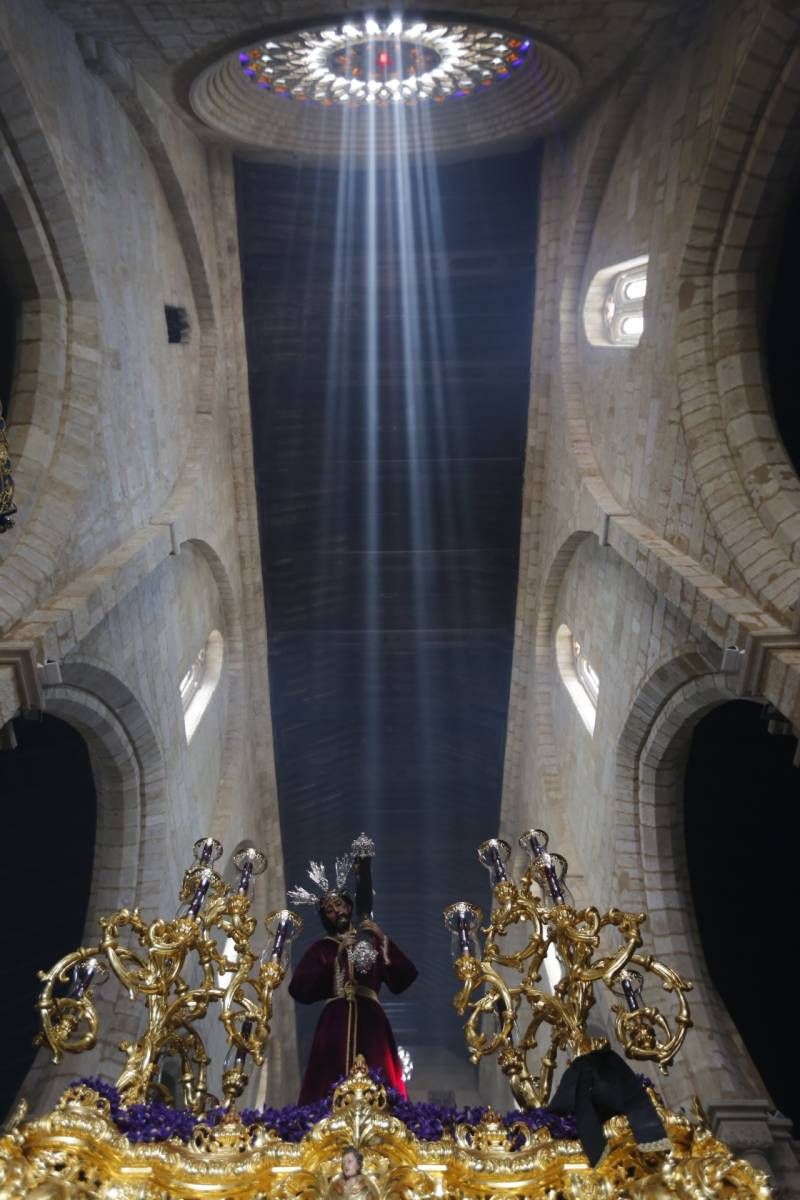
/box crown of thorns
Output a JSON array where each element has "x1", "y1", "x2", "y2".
[{"x1": 287, "y1": 834, "x2": 375, "y2": 908}]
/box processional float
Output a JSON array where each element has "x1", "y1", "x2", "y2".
[{"x1": 0, "y1": 830, "x2": 770, "y2": 1199}]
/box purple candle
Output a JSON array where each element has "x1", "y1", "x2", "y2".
[
  {"x1": 271, "y1": 914, "x2": 290, "y2": 961},
  {"x1": 488, "y1": 843, "x2": 508, "y2": 883},
  {"x1": 238, "y1": 859, "x2": 253, "y2": 895},
  {"x1": 189, "y1": 870, "x2": 212, "y2": 918},
  {"x1": 236, "y1": 1019, "x2": 253, "y2": 1068},
  {"x1": 543, "y1": 862, "x2": 564, "y2": 903},
  {"x1": 621, "y1": 976, "x2": 640, "y2": 1011}
]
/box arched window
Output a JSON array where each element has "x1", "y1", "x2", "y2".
[
  {"x1": 583, "y1": 255, "x2": 648, "y2": 348},
  {"x1": 555, "y1": 624, "x2": 598, "y2": 734},
  {"x1": 180, "y1": 629, "x2": 224, "y2": 743}
]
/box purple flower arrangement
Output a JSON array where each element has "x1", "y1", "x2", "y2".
[{"x1": 72, "y1": 1071, "x2": 577, "y2": 1146}]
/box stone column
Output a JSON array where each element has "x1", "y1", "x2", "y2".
[
  {"x1": 708, "y1": 1100, "x2": 800, "y2": 1198},
  {"x1": 0, "y1": 641, "x2": 41, "y2": 727}
]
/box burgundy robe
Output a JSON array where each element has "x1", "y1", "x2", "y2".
[{"x1": 289, "y1": 933, "x2": 417, "y2": 1104}]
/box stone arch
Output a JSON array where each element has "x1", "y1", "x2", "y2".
[
  {"x1": 0, "y1": 42, "x2": 100, "y2": 628},
  {"x1": 675, "y1": 10, "x2": 800, "y2": 616},
  {"x1": 615, "y1": 660, "x2": 768, "y2": 1109},
  {"x1": 18, "y1": 661, "x2": 167, "y2": 1114}
]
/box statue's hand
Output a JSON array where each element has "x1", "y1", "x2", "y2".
[
  {"x1": 359, "y1": 919, "x2": 385, "y2": 940},
  {"x1": 337, "y1": 930, "x2": 357, "y2": 957}
]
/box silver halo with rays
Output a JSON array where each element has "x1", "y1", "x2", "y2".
[{"x1": 238, "y1": 16, "x2": 532, "y2": 107}]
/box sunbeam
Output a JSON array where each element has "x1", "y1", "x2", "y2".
[{"x1": 237, "y1": 17, "x2": 540, "y2": 1074}]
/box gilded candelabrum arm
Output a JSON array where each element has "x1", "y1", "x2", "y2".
[
  {"x1": 220, "y1": 968, "x2": 273, "y2": 1066},
  {"x1": 36, "y1": 946, "x2": 105, "y2": 1061},
  {"x1": 115, "y1": 973, "x2": 223, "y2": 1106},
  {"x1": 35, "y1": 837, "x2": 301, "y2": 1116},
  {"x1": 451, "y1": 950, "x2": 483, "y2": 1016},
  {"x1": 455, "y1": 960, "x2": 520, "y2": 1065},
  {"x1": 155, "y1": 1030, "x2": 210, "y2": 1110},
  {"x1": 593, "y1": 909, "x2": 646, "y2": 986},
  {"x1": 99, "y1": 910, "x2": 180, "y2": 998},
  {"x1": 448, "y1": 831, "x2": 696, "y2": 1118},
  {"x1": 482, "y1": 884, "x2": 548, "y2": 972},
  {"x1": 611, "y1": 951, "x2": 693, "y2": 1070}
]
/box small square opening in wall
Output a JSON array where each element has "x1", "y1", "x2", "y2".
[{"x1": 164, "y1": 305, "x2": 190, "y2": 345}]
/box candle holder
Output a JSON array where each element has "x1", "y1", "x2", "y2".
[
  {"x1": 233, "y1": 846, "x2": 268, "y2": 896},
  {"x1": 518, "y1": 828, "x2": 574, "y2": 908},
  {"x1": 477, "y1": 838, "x2": 511, "y2": 886},
  {"x1": 36, "y1": 837, "x2": 302, "y2": 1114},
  {"x1": 444, "y1": 901, "x2": 483, "y2": 960},
  {"x1": 444, "y1": 830, "x2": 692, "y2": 1110}
]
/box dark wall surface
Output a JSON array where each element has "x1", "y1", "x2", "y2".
[
  {"x1": 0, "y1": 715, "x2": 97, "y2": 1119},
  {"x1": 684, "y1": 700, "x2": 798, "y2": 1133},
  {"x1": 237, "y1": 145, "x2": 539, "y2": 1074}
]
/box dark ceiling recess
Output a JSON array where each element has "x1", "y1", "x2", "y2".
[
  {"x1": 236, "y1": 146, "x2": 539, "y2": 1071},
  {"x1": 0, "y1": 715, "x2": 97, "y2": 1120},
  {"x1": 765, "y1": 176, "x2": 800, "y2": 477},
  {"x1": 684, "y1": 700, "x2": 798, "y2": 1133},
  {"x1": 0, "y1": 277, "x2": 15, "y2": 420},
  {"x1": 0, "y1": 193, "x2": 30, "y2": 423}
]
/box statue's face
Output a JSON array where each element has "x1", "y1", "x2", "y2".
[
  {"x1": 342, "y1": 1152, "x2": 360, "y2": 1179},
  {"x1": 321, "y1": 894, "x2": 351, "y2": 931}
]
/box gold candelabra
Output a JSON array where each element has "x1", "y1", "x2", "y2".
[
  {"x1": 36, "y1": 836, "x2": 302, "y2": 1113},
  {"x1": 444, "y1": 830, "x2": 692, "y2": 1109}
]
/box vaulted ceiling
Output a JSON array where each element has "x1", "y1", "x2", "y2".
[{"x1": 48, "y1": 1, "x2": 693, "y2": 161}]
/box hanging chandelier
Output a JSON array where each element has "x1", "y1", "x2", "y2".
[{"x1": 238, "y1": 16, "x2": 532, "y2": 106}]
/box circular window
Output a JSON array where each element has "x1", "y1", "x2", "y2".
[{"x1": 238, "y1": 18, "x2": 532, "y2": 106}]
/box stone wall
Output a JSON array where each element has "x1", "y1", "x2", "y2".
[
  {"x1": 0, "y1": 0, "x2": 296, "y2": 1110},
  {"x1": 501, "y1": 0, "x2": 800, "y2": 1188}
]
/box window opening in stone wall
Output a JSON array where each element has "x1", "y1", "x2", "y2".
[
  {"x1": 583, "y1": 255, "x2": 648, "y2": 348},
  {"x1": 164, "y1": 305, "x2": 190, "y2": 345},
  {"x1": 181, "y1": 629, "x2": 224, "y2": 742},
  {"x1": 573, "y1": 638, "x2": 599, "y2": 706},
  {"x1": 555, "y1": 624, "x2": 597, "y2": 734}
]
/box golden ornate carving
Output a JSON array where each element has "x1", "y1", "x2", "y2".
[
  {"x1": 0, "y1": 1061, "x2": 770, "y2": 1200},
  {"x1": 446, "y1": 832, "x2": 693, "y2": 1109},
  {"x1": 34, "y1": 838, "x2": 302, "y2": 1114},
  {"x1": 13, "y1": 833, "x2": 770, "y2": 1199}
]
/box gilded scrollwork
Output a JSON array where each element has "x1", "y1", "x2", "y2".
[
  {"x1": 0, "y1": 1060, "x2": 771, "y2": 1200},
  {"x1": 445, "y1": 832, "x2": 693, "y2": 1111},
  {"x1": 34, "y1": 838, "x2": 303, "y2": 1115}
]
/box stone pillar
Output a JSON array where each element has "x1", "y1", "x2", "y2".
[
  {"x1": 0, "y1": 641, "x2": 42, "y2": 727},
  {"x1": 767, "y1": 1112, "x2": 800, "y2": 1200},
  {"x1": 708, "y1": 1100, "x2": 800, "y2": 1198}
]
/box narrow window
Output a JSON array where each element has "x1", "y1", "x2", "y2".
[
  {"x1": 555, "y1": 624, "x2": 598, "y2": 734},
  {"x1": 180, "y1": 630, "x2": 224, "y2": 742}
]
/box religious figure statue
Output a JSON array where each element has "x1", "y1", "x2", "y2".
[
  {"x1": 326, "y1": 1146, "x2": 379, "y2": 1199},
  {"x1": 287, "y1": 842, "x2": 418, "y2": 1104}
]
